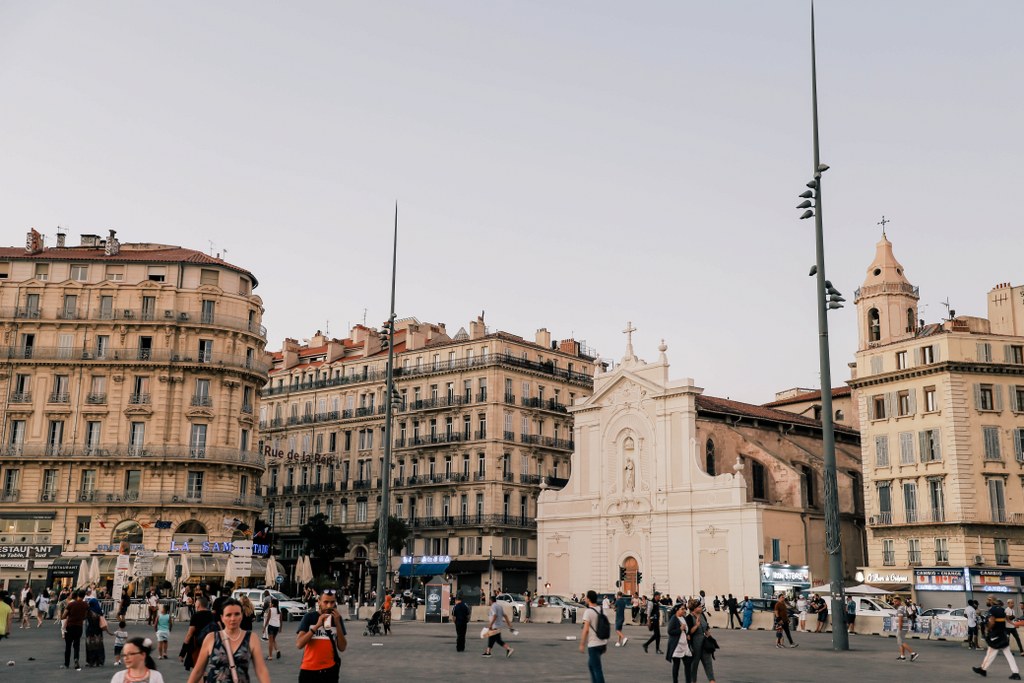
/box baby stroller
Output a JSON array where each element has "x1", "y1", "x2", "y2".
[{"x1": 363, "y1": 609, "x2": 384, "y2": 636}]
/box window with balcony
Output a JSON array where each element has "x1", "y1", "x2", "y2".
[
  {"x1": 85, "y1": 421, "x2": 101, "y2": 453},
  {"x1": 41, "y1": 469, "x2": 58, "y2": 502},
  {"x1": 477, "y1": 414, "x2": 486, "y2": 439},
  {"x1": 907, "y1": 538, "x2": 922, "y2": 566},
  {"x1": 984, "y1": 426, "x2": 1002, "y2": 460},
  {"x1": 1016, "y1": 428, "x2": 1024, "y2": 462},
  {"x1": 996, "y1": 538, "x2": 1010, "y2": 565},
  {"x1": 125, "y1": 470, "x2": 141, "y2": 500},
  {"x1": 198, "y1": 339, "x2": 213, "y2": 363},
  {"x1": 903, "y1": 482, "x2": 918, "y2": 523},
  {"x1": 478, "y1": 378, "x2": 487, "y2": 402},
  {"x1": 47, "y1": 420, "x2": 64, "y2": 455},
  {"x1": 2, "y1": 468, "x2": 20, "y2": 501},
  {"x1": 877, "y1": 483, "x2": 892, "y2": 524},
  {"x1": 190, "y1": 424, "x2": 207, "y2": 458},
  {"x1": 201, "y1": 299, "x2": 216, "y2": 324},
  {"x1": 935, "y1": 538, "x2": 949, "y2": 564},
  {"x1": 8, "y1": 420, "x2": 26, "y2": 454},
  {"x1": 79, "y1": 469, "x2": 96, "y2": 499},
  {"x1": 129, "y1": 421, "x2": 145, "y2": 456},
  {"x1": 186, "y1": 471, "x2": 204, "y2": 500},
  {"x1": 50, "y1": 375, "x2": 70, "y2": 403},
  {"x1": 131, "y1": 376, "x2": 150, "y2": 404}
]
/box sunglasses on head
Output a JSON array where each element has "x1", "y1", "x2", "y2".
[{"x1": 321, "y1": 589, "x2": 337, "y2": 595}]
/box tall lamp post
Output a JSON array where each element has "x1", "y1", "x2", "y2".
[
  {"x1": 796, "y1": 2, "x2": 848, "y2": 651},
  {"x1": 375, "y1": 205, "x2": 400, "y2": 611}
]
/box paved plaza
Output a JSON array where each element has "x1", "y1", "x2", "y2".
[{"x1": 0, "y1": 617, "x2": 1015, "y2": 682}]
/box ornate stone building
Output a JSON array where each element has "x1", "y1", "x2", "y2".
[
  {"x1": 0, "y1": 229, "x2": 269, "y2": 588},
  {"x1": 851, "y1": 235, "x2": 1024, "y2": 605},
  {"x1": 537, "y1": 331, "x2": 864, "y2": 599},
  {"x1": 259, "y1": 316, "x2": 597, "y2": 601}
]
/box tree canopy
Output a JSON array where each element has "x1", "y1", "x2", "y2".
[{"x1": 364, "y1": 515, "x2": 411, "y2": 555}]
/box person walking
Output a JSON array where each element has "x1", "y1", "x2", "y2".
[
  {"x1": 580, "y1": 590, "x2": 609, "y2": 683},
  {"x1": 452, "y1": 594, "x2": 470, "y2": 652},
  {"x1": 639, "y1": 596, "x2": 649, "y2": 626},
  {"x1": 187, "y1": 598, "x2": 270, "y2": 683},
  {"x1": 973, "y1": 600, "x2": 1019, "y2": 679},
  {"x1": 644, "y1": 592, "x2": 663, "y2": 654},
  {"x1": 846, "y1": 595, "x2": 857, "y2": 635},
  {"x1": 296, "y1": 589, "x2": 347, "y2": 682},
  {"x1": 146, "y1": 590, "x2": 158, "y2": 626},
  {"x1": 19, "y1": 588, "x2": 34, "y2": 629},
  {"x1": 181, "y1": 595, "x2": 216, "y2": 670},
  {"x1": 0, "y1": 590, "x2": 13, "y2": 641},
  {"x1": 797, "y1": 594, "x2": 808, "y2": 632},
  {"x1": 62, "y1": 590, "x2": 90, "y2": 670},
  {"x1": 1007, "y1": 599, "x2": 1024, "y2": 655},
  {"x1": 36, "y1": 589, "x2": 49, "y2": 628},
  {"x1": 666, "y1": 602, "x2": 693, "y2": 683},
  {"x1": 154, "y1": 603, "x2": 173, "y2": 659},
  {"x1": 685, "y1": 599, "x2": 716, "y2": 683},
  {"x1": 382, "y1": 591, "x2": 393, "y2": 635},
  {"x1": 893, "y1": 596, "x2": 918, "y2": 662},
  {"x1": 264, "y1": 599, "x2": 281, "y2": 660},
  {"x1": 967, "y1": 599, "x2": 981, "y2": 650},
  {"x1": 726, "y1": 594, "x2": 739, "y2": 629},
  {"x1": 741, "y1": 596, "x2": 754, "y2": 630},
  {"x1": 773, "y1": 594, "x2": 797, "y2": 648},
  {"x1": 110, "y1": 636, "x2": 166, "y2": 683},
  {"x1": 85, "y1": 597, "x2": 108, "y2": 667},
  {"x1": 482, "y1": 593, "x2": 515, "y2": 658},
  {"x1": 614, "y1": 591, "x2": 630, "y2": 647}
]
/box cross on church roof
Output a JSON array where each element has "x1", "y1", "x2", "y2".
[
  {"x1": 877, "y1": 215, "x2": 890, "y2": 237},
  {"x1": 622, "y1": 321, "x2": 637, "y2": 360}
]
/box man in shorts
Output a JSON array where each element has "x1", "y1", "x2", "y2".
[
  {"x1": 613, "y1": 591, "x2": 629, "y2": 647},
  {"x1": 846, "y1": 595, "x2": 857, "y2": 635},
  {"x1": 482, "y1": 594, "x2": 515, "y2": 658},
  {"x1": 893, "y1": 596, "x2": 919, "y2": 661},
  {"x1": 296, "y1": 589, "x2": 347, "y2": 683}
]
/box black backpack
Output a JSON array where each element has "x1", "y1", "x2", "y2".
[{"x1": 590, "y1": 606, "x2": 611, "y2": 640}]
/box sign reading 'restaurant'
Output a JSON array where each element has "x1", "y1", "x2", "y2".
[{"x1": 0, "y1": 544, "x2": 62, "y2": 559}]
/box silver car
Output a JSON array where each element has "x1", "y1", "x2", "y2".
[{"x1": 231, "y1": 589, "x2": 309, "y2": 622}]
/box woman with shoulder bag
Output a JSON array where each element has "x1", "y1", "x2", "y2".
[
  {"x1": 643, "y1": 592, "x2": 663, "y2": 654},
  {"x1": 665, "y1": 603, "x2": 694, "y2": 683},
  {"x1": 685, "y1": 599, "x2": 716, "y2": 683},
  {"x1": 187, "y1": 598, "x2": 270, "y2": 683}
]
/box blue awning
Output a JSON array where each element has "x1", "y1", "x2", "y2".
[{"x1": 398, "y1": 562, "x2": 449, "y2": 577}]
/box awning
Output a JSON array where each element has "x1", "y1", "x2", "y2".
[
  {"x1": 399, "y1": 562, "x2": 449, "y2": 577},
  {"x1": 47, "y1": 558, "x2": 82, "y2": 578},
  {"x1": 446, "y1": 559, "x2": 533, "y2": 574}
]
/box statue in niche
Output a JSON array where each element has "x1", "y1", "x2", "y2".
[{"x1": 625, "y1": 458, "x2": 635, "y2": 492}]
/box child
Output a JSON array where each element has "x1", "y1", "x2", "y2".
[
  {"x1": 154, "y1": 604, "x2": 172, "y2": 659},
  {"x1": 111, "y1": 620, "x2": 129, "y2": 665},
  {"x1": 110, "y1": 636, "x2": 164, "y2": 683}
]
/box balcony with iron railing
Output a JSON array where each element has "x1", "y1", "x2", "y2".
[
  {"x1": 48, "y1": 392, "x2": 70, "y2": 403},
  {"x1": 0, "y1": 490, "x2": 20, "y2": 503},
  {"x1": 9, "y1": 391, "x2": 31, "y2": 403},
  {"x1": 129, "y1": 393, "x2": 151, "y2": 405},
  {"x1": 882, "y1": 550, "x2": 896, "y2": 566},
  {"x1": 191, "y1": 395, "x2": 213, "y2": 407},
  {"x1": 85, "y1": 393, "x2": 107, "y2": 404},
  {"x1": 0, "y1": 345, "x2": 271, "y2": 374},
  {"x1": 38, "y1": 490, "x2": 58, "y2": 502},
  {"x1": 0, "y1": 443, "x2": 265, "y2": 468},
  {"x1": 241, "y1": 403, "x2": 253, "y2": 414},
  {"x1": 66, "y1": 490, "x2": 263, "y2": 508},
  {"x1": 0, "y1": 305, "x2": 267, "y2": 338},
  {"x1": 406, "y1": 514, "x2": 536, "y2": 530},
  {"x1": 352, "y1": 479, "x2": 373, "y2": 490},
  {"x1": 908, "y1": 550, "x2": 922, "y2": 566}
]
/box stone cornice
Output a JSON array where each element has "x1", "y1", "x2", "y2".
[{"x1": 849, "y1": 361, "x2": 1024, "y2": 389}]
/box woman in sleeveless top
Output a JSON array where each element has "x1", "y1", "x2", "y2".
[{"x1": 186, "y1": 598, "x2": 270, "y2": 683}]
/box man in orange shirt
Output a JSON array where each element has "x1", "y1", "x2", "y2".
[{"x1": 296, "y1": 589, "x2": 347, "y2": 683}]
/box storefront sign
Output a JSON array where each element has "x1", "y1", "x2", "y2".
[
  {"x1": 263, "y1": 447, "x2": 337, "y2": 465},
  {"x1": 0, "y1": 560, "x2": 29, "y2": 569},
  {"x1": 971, "y1": 569, "x2": 1021, "y2": 593},
  {"x1": 402, "y1": 555, "x2": 452, "y2": 565},
  {"x1": 864, "y1": 571, "x2": 911, "y2": 583},
  {"x1": 0, "y1": 544, "x2": 62, "y2": 559},
  {"x1": 97, "y1": 543, "x2": 145, "y2": 553},
  {"x1": 760, "y1": 564, "x2": 810, "y2": 583},
  {"x1": 914, "y1": 567, "x2": 969, "y2": 591},
  {"x1": 169, "y1": 540, "x2": 269, "y2": 554}
]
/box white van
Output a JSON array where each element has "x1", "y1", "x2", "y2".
[{"x1": 853, "y1": 596, "x2": 897, "y2": 617}]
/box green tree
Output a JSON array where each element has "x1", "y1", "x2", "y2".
[
  {"x1": 299, "y1": 513, "x2": 350, "y2": 576},
  {"x1": 364, "y1": 515, "x2": 411, "y2": 555}
]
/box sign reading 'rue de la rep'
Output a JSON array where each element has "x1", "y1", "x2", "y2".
[{"x1": 263, "y1": 446, "x2": 337, "y2": 466}]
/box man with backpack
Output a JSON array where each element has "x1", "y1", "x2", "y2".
[{"x1": 581, "y1": 590, "x2": 610, "y2": 683}]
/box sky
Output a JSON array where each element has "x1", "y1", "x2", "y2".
[{"x1": 1, "y1": 1, "x2": 1021, "y2": 405}]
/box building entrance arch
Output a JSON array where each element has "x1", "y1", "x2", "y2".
[{"x1": 622, "y1": 556, "x2": 639, "y2": 596}]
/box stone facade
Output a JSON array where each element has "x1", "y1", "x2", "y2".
[
  {"x1": 258, "y1": 317, "x2": 596, "y2": 601},
  {"x1": 851, "y1": 236, "x2": 1024, "y2": 599},
  {"x1": 537, "y1": 333, "x2": 864, "y2": 599},
  {"x1": 0, "y1": 229, "x2": 269, "y2": 588}
]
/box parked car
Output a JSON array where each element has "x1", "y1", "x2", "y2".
[
  {"x1": 495, "y1": 592, "x2": 527, "y2": 617},
  {"x1": 852, "y1": 596, "x2": 897, "y2": 617},
  {"x1": 231, "y1": 589, "x2": 309, "y2": 621},
  {"x1": 919, "y1": 607, "x2": 952, "y2": 618},
  {"x1": 531, "y1": 594, "x2": 584, "y2": 619}
]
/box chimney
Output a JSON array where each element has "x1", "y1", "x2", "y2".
[
  {"x1": 81, "y1": 234, "x2": 100, "y2": 248},
  {"x1": 104, "y1": 229, "x2": 120, "y2": 256},
  {"x1": 535, "y1": 328, "x2": 552, "y2": 349},
  {"x1": 24, "y1": 228, "x2": 44, "y2": 254},
  {"x1": 469, "y1": 315, "x2": 486, "y2": 340},
  {"x1": 56, "y1": 229, "x2": 67, "y2": 248}
]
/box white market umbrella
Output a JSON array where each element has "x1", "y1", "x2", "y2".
[
  {"x1": 297, "y1": 556, "x2": 314, "y2": 585},
  {"x1": 224, "y1": 555, "x2": 237, "y2": 584},
  {"x1": 846, "y1": 583, "x2": 893, "y2": 595},
  {"x1": 165, "y1": 556, "x2": 177, "y2": 585},
  {"x1": 88, "y1": 556, "x2": 101, "y2": 585},
  {"x1": 76, "y1": 559, "x2": 89, "y2": 589},
  {"x1": 179, "y1": 554, "x2": 192, "y2": 585},
  {"x1": 264, "y1": 555, "x2": 279, "y2": 588}
]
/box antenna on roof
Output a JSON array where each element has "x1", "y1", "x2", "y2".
[
  {"x1": 325, "y1": 319, "x2": 330, "y2": 336},
  {"x1": 208, "y1": 240, "x2": 215, "y2": 256},
  {"x1": 362, "y1": 308, "x2": 368, "y2": 325},
  {"x1": 941, "y1": 298, "x2": 954, "y2": 321}
]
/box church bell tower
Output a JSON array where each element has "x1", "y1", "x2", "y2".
[{"x1": 854, "y1": 232, "x2": 920, "y2": 351}]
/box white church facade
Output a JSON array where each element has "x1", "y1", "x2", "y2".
[{"x1": 537, "y1": 328, "x2": 865, "y2": 599}]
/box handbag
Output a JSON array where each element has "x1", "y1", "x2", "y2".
[
  {"x1": 986, "y1": 630, "x2": 1010, "y2": 650},
  {"x1": 215, "y1": 628, "x2": 242, "y2": 683},
  {"x1": 702, "y1": 633, "x2": 720, "y2": 654}
]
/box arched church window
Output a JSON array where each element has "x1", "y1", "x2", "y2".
[
  {"x1": 835, "y1": 409, "x2": 844, "y2": 421},
  {"x1": 705, "y1": 438, "x2": 716, "y2": 476},
  {"x1": 906, "y1": 308, "x2": 915, "y2": 333},
  {"x1": 801, "y1": 464, "x2": 816, "y2": 507},
  {"x1": 868, "y1": 308, "x2": 881, "y2": 342},
  {"x1": 752, "y1": 460, "x2": 767, "y2": 500}
]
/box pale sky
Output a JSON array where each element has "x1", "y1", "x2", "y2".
[{"x1": 2, "y1": 1, "x2": 1021, "y2": 404}]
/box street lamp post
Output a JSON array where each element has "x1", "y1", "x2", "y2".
[
  {"x1": 374, "y1": 205, "x2": 399, "y2": 612},
  {"x1": 797, "y1": 3, "x2": 848, "y2": 651}
]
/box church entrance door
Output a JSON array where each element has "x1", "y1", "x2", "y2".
[{"x1": 622, "y1": 556, "x2": 639, "y2": 596}]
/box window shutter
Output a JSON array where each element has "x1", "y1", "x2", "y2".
[
  {"x1": 974, "y1": 384, "x2": 982, "y2": 409},
  {"x1": 1015, "y1": 429, "x2": 1024, "y2": 462},
  {"x1": 871, "y1": 356, "x2": 882, "y2": 374},
  {"x1": 908, "y1": 389, "x2": 917, "y2": 415},
  {"x1": 1012, "y1": 386, "x2": 1020, "y2": 413},
  {"x1": 932, "y1": 429, "x2": 941, "y2": 460},
  {"x1": 913, "y1": 347, "x2": 921, "y2": 365},
  {"x1": 919, "y1": 431, "x2": 928, "y2": 462},
  {"x1": 994, "y1": 385, "x2": 1004, "y2": 411},
  {"x1": 884, "y1": 393, "x2": 894, "y2": 418},
  {"x1": 934, "y1": 345, "x2": 941, "y2": 362},
  {"x1": 1006, "y1": 345, "x2": 1015, "y2": 363}
]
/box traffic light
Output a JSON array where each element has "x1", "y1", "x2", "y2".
[
  {"x1": 637, "y1": 571, "x2": 643, "y2": 585},
  {"x1": 380, "y1": 320, "x2": 393, "y2": 350},
  {"x1": 619, "y1": 566, "x2": 626, "y2": 582}
]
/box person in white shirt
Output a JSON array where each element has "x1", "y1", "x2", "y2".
[
  {"x1": 797, "y1": 595, "x2": 808, "y2": 632},
  {"x1": 967, "y1": 600, "x2": 980, "y2": 650},
  {"x1": 580, "y1": 590, "x2": 609, "y2": 683}
]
